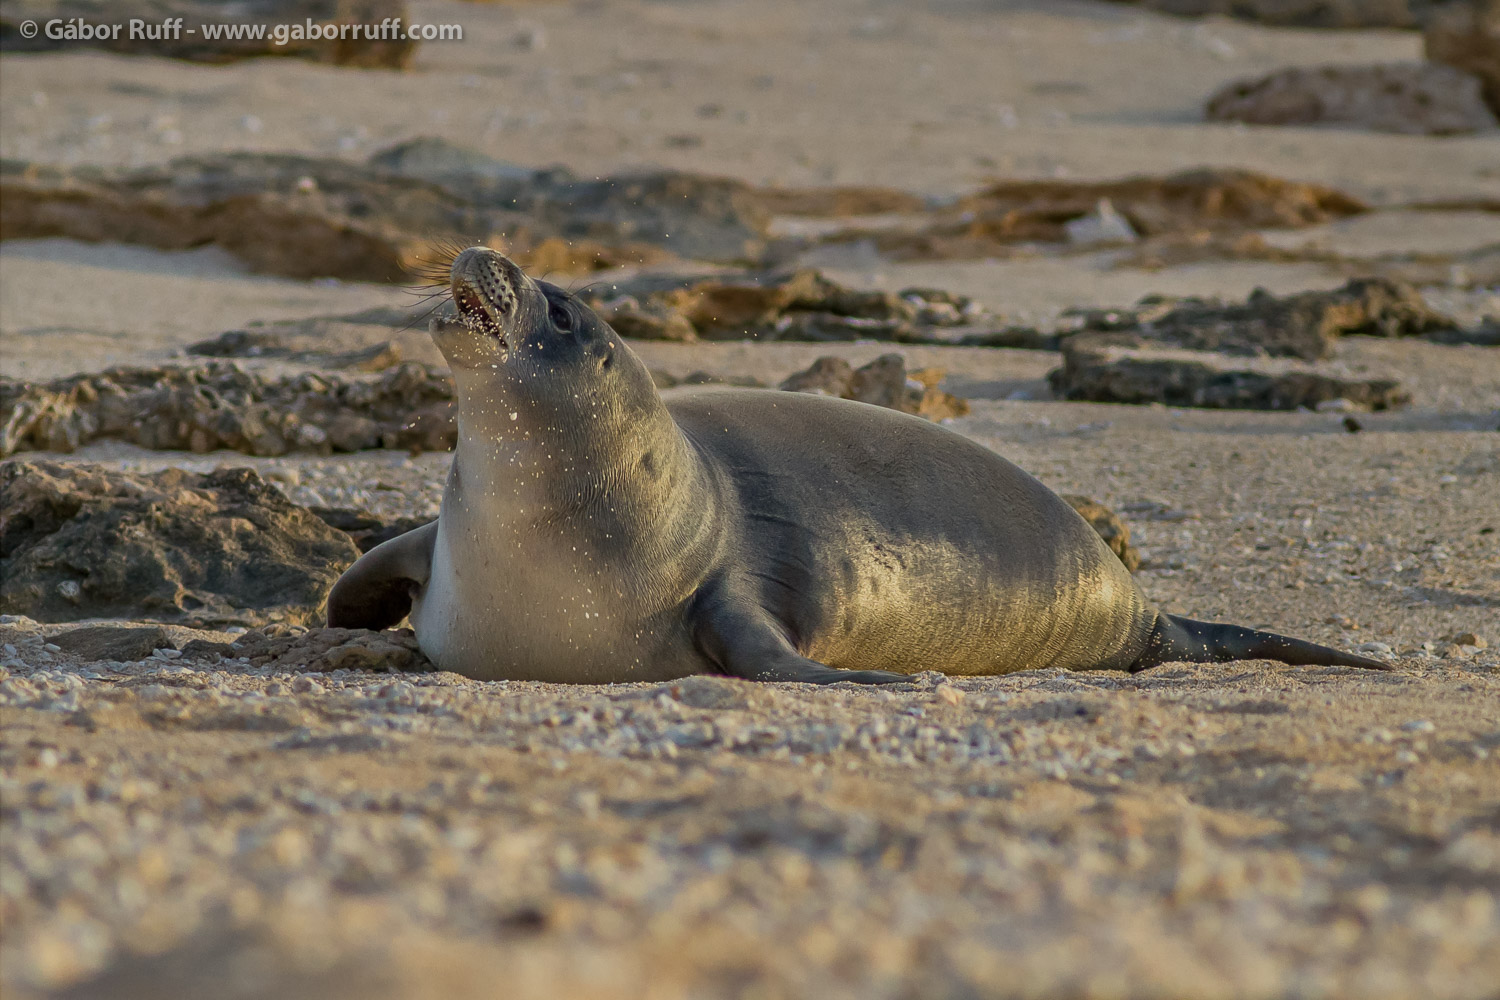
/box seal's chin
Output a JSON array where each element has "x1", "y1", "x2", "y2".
[{"x1": 429, "y1": 310, "x2": 509, "y2": 370}]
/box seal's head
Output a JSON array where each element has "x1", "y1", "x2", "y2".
[{"x1": 431, "y1": 246, "x2": 664, "y2": 450}]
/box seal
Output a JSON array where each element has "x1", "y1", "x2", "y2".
[{"x1": 327, "y1": 246, "x2": 1388, "y2": 683}]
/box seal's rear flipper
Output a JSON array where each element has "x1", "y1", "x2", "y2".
[
  {"x1": 1133, "y1": 614, "x2": 1391, "y2": 672},
  {"x1": 327, "y1": 521, "x2": 439, "y2": 630},
  {"x1": 693, "y1": 589, "x2": 906, "y2": 685}
]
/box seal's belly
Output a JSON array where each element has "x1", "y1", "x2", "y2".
[
  {"x1": 796, "y1": 527, "x2": 1149, "y2": 675},
  {"x1": 411, "y1": 518, "x2": 702, "y2": 684}
]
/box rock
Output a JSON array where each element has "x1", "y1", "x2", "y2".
[
  {"x1": 0, "y1": 362, "x2": 456, "y2": 458},
  {"x1": 0, "y1": 461, "x2": 359, "y2": 626},
  {"x1": 1061, "y1": 496, "x2": 1142, "y2": 572},
  {"x1": 955, "y1": 168, "x2": 1367, "y2": 235},
  {"x1": 656, "y1": 674, "x2": 768, "y2": 711},
  {"x1": 583, "y1": 270, "x2": 996, "y2": 345},
  {"x1": 745, "y1": 185, "x2": 928, "y2": 217},
  {"x1": 185, "y1": 330, "x2": 288, "y2": 359},
  {"x1": 1425, "y1": 1, "x2": 1500, "y2": 117},
  {"x1": 1060, "y1": 279, "x2": 1459, "y2": 361},
  {"x1": 0, "y1": 149, "x2": 771, "y2": 280},
  {"x1": 0, "y1": 0, "x2": 417, "y2": 67},
  {"x1": 1094, "y1": 1, "x2": 1441, "y2": 29},
  {"x1": 1064, "y1": 199, "x2": 1140, "y2": 246},
  {"x1": 366, "y1": 137, "x2": 539, "y2": 185},
  {"x1": 1451, "y1": 632, "x2": 1488, "y2": 648},
  {"x1": 49, "y1": 625, "x2": 176, "y2": 662},
  {"x1": 228, "y1": 627, "x2": 430, "y2": 672},
  {"x1": 0, "y1": 155, "x2": 456, "y2": 282},
  {"x1": 780, "y1": 357, "x2": 857, "y2": 397},
  {"x1": 780, "y1": 354, "x2": 970, "y2": 421},
  {"x1": 673, "y1": 372, "x2": 767, "y2": 389},
  {"x1": 185, "y1": 330, "x2": 402, "y2": 372},
  {"x1": 598, "y1": 298, "x2": 701, "y2": 343},
  {"x1": 1048, "y1": 344, "x2": 1412, "y2": 411},
  {"x1": 853, "y1": 168, "x2": 1366, "y2": 261},
  {"x1": 308, "y1": 508, "x2": 435, "y2": 553},
  {"x1": 1206, "y1": 63, "x2": 1497, "y2": 135},
  {"x1": 1424, "y1": 320, "x2": 1500, "y2": 347}
]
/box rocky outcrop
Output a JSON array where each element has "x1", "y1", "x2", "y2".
[
  {"x1": 186, "y1": 328, "x2": 403, "y2": 372},
  {"x1": 779, "y1": 355, "x2": 970, "y2": 421},
  {"x1": 0, "y1": 148, "x2": 1378, "y2": 277},
  {"x1": 184, "y1": 626, "x2": 431, "y2": 673},
  {"x1": 1206, "y1": 63, "x2": 1497, "y2": 135},
  {"x1": 49, "y1": 625, "x2": 177, "y2": 661},
  {"x1": 846, "y1": 169, "x2": 1368, "y2": 261},
  {"x1": 1425, "y1": 0, "x2": 1500, "y2": 116},
  {"x1": 308, "y1": 507, "x2": 433, "y2": 553},
  {"x1": 583, "y1": 270, "x2": 996, "y2": 344},
  {"x1": 1061, "y1": 496, "x2": 1141, "y2": 572},
  {"x1": 0, "y1": 362, "x2": 456, "y2": 458},
  {"x1": 0, "y1": 0, "x2": 417, "y2": 66},
  {"x1": 1095, "y1": 1, "x2": 1460, "y2": 29},
  {"x1": 0, "y1": 145, "x2": 772, "y2": 280},
  {"x1": 0, "y1": 347, "x2": 975, "y2": 459},
  {"x1": 1059, "y1": 279, "x2": 1460, "y2": 360},
  {"x1": 0, "y1": 462, "x2": 359, "y2": 626},
  {"x1": 1048, "y1": 344, "x2": 1411, "y2": 411}
]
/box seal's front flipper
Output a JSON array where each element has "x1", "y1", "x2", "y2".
[
  {"x1": 327, "y1": 520, "x2": 439, "y2": 630},
  {"x1": 693, "y1": 589, "x2": 906, "y2": 685}
]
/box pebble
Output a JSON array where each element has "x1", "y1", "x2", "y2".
[{"x1": 1400, "y1": 720, "x2": 1435, "y2": 734}]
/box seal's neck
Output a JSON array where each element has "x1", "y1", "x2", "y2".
[{"x1": 447, "y1": 371, "x2": 724, "y2": 562}]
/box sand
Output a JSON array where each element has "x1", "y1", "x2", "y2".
[{"x1": 0, "y1": 0, "x2": 1497, "y2": 997}]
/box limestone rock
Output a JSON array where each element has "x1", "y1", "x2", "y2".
[
  {"x1": 851, "y1": 168, "x2": 1367, "y2": 261},
  {"x1": 1061, "y1": 496, "x2": 1142, "y2": 572},
  {"x1": 224, "y1": 627, "x2": 430, "y2": 673},
  {"x1": 1060, "y1": 279, "x2": 1459, "y2": 360},
  {"x1": 186, "y1": 330, "x2": 402, "y2": 372},
  {"x1": 49, "y1": 625, "x2": 177, "y2": 662},
  {"x1": 1048, "y1": 344, "x2": 1411, "y2": 411},
  {"x1": 584, "y1": 270, "x2": 992, "y2": 344},
  {"x1": 0, "y1": 149, "x2": 771, "y2": 281},
  {"x1": 308, "y1": 508, "x2": 435, "y2": 553},
  {"x1": 0, "y1": 461, "x2": 359, "y2": 626},
  {"x1": 1425, "y1": 0, "x2": 1500, "y2": 116},
  {"x1": 780, "y1": 354, "x2": 970, "y2": 421},
  {"x1": 1206, "y1": 63, "x2": 1497, "y2": 134},
  {"x1": 0, "y1": 362, "x2": 456, "y2": 458},
  {"x1": 1094, "y1": 1, "x2": 1445, "y2": 29}
]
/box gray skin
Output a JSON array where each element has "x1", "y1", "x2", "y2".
[{"x1": 327, "y1": 247, "x2": 1389, "y2": 683}]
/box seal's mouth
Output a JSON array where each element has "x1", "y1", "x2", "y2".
[
  {"x1": 453, "y1": 282, "x2": 508, "y2": 353},
  {"x1": 433, "y1": 246, "x2": 532, "y2": 367}
]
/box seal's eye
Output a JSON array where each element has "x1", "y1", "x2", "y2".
[{"x1": 549, "y1": 304, "x2": 573, "y2": 332}]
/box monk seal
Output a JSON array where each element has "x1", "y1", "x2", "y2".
[{"x1": 327, "y1": 246, "x2": 1387, "y2": 683}]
